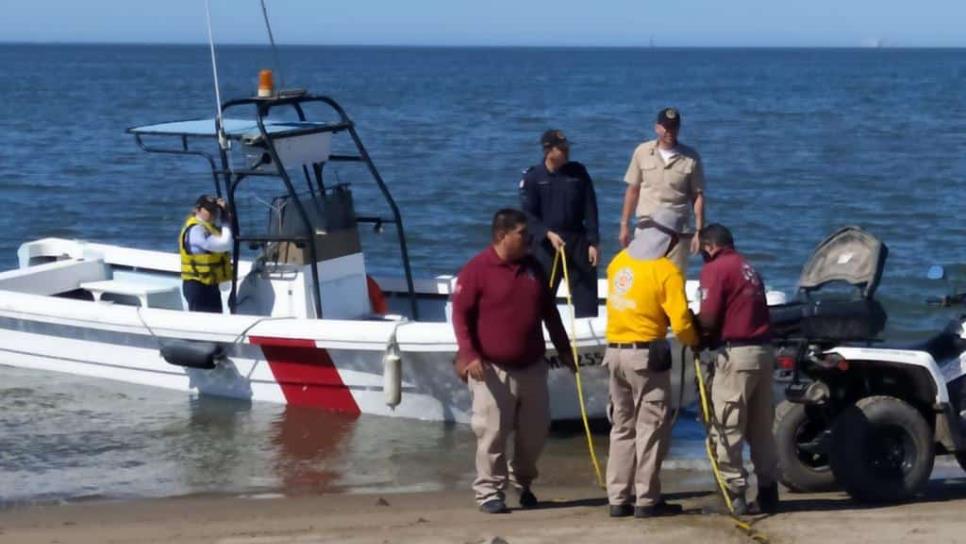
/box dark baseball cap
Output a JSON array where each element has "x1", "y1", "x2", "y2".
[
  {"x1": 657, "y1": 107, "x2": 681, "y2": 128},
  {"x1": 194, "y1": 194, "x2": 221, "y2": 213},
  {"x1": 540, "y1": 129, "x2": 570, "y2": 149}
]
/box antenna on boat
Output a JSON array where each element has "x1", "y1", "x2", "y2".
[
  {"x1": 203, "y1": 0, "x2": 228, "y2": 151},
  {"x1": 259, "y1": 0, "x2": 285, "y2": 91}
]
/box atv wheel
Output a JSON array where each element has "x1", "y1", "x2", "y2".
[
  {"x1": 774, "y1": 400, "x2": 837, "y2": 492},
  {"x1": 829, "y1": 396, "x2": 934, "y2": 503}
]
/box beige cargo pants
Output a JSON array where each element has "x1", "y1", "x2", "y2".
[
  {"x1": 604, "y1": 346, "x2": 673, "y2": 507},
  {"x1": 709, "y1": 344, "x2": 779, "y2": 495},
  {"x1": 468, "y1": 360, "x2": 550, "y2": 504}
]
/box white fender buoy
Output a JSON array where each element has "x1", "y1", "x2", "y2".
[{"x1": 383, "y1": 350, "x2": 402, "y2": 408}]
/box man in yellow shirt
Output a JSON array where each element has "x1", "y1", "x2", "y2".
[{"x1": 604, "y1": 208, "x2": 699, "y2": 519}]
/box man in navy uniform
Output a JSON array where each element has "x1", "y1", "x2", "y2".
[{"x1": 519, "y1": 130, "x2": 600, "y2": 317}]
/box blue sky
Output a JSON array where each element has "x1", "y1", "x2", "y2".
[{"x1": 4, "y1": 0, "x2": 965, "y2": 47}]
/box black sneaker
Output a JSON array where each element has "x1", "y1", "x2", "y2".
[
  {"x1": 479, "y1": 499, "x2": 509, "y2": 514},
  {"x1": 634, "y1": 501, "x2": 683, "y2": 518},
  {"x1": 730, "y1": 496, "x2": 749, "y2": 516},
  {"x1": 609, "y1": 504, "x2": 634, "y2": 518},
  {"x1": 518, "y1": 488, "x2": 538, "y2": 509},
  {"x1": 757, "y1": 483, "x2": 779, "y2": 514}
]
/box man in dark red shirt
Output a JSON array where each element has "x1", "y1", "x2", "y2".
[
  {"x1": 697, "y1": 224, "x2": 779, "y2": 515},
  {"x1": 452, "y1": 208, "x2": 575, "y2": 514}
]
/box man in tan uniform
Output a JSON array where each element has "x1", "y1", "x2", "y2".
[
  {"x1": 604, "y1": 208, "x2": 699, "y2": 518},
  {"x1": 698, "y1": 224, "x2": 779, "y2": 515},
  {"x1": 619, "y1": 107, "x2": 706, "y2": 275}
]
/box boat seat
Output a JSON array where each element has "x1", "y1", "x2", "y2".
[
  {"x1": 80, "y1": 280, "x2": 182, "y2": 310},
  {"x1": 0, "y1": 258, "x2": 109, "y2": 296}
]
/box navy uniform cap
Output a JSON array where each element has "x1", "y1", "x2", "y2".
[
  {"x1": 540, "y1": 129, "x2": 571, "y2": 149},
  {"x1": 657, "y1": 107, "x2": 681, "y2": 128}
]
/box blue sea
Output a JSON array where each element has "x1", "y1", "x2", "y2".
[{"x1": 1, "y1": 44, "x2": 965, "y2": 505}]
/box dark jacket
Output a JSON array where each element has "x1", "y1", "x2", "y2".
[{"x1": 519, "y1": 161, "x2": 599, "y2": 246}]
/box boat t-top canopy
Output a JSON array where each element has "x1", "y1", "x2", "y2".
[{"x1": 128, "y1": 118, "x2": 337, "y2": 142}]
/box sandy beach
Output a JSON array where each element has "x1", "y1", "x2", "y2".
[{"x1": 4, "y1": 472, "x2": 966, "y2": 544}]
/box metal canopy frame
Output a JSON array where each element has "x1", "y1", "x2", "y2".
[{"x1": 127, "y1": 94, "x2": 419, "y2": 319}]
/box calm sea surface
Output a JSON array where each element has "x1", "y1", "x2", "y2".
[{"x1": 1, "y1": 44, "x2": 965, "y2": 505}]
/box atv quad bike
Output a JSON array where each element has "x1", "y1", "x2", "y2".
[{"x1": 770, "y1": 226, "x2": 966, "y2": 502}]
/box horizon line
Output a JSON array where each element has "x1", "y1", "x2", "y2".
[{"x1": 1, "y1": 40, "x2": 965, "y2": 50}]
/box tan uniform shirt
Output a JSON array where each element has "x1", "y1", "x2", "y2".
[{"x1": 623, "y1": 140, "x2": 705, "y2": 225}]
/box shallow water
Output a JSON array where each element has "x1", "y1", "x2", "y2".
[
  {"x1": 0, "y1": 365, "x2": 707, "y2": 506},
  {"x1": 1, "y1": 44, "x2": 965, "y2": 503}
]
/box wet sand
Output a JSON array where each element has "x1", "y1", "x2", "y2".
[{"x1": 5, "y1": 474, "x2": 966, "y2": 544}]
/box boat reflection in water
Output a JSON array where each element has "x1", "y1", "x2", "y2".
[{"x1": 173, "y1": 397, "x2": 479, "y2": 497}]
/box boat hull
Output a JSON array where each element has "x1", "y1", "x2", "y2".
[
  {"x1": 0, "y1": 301, "x2": 700, "y2": 423},
  {"x1": 0, "y1": 303, "x2": 618, "y2": 423},
  {"x1": 0, "y1": 239, "x2": 703, "y2": 423}
]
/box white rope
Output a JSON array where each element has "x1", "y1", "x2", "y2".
[
  {"x1": 259, "y1": 0, "x2": 285, "y2": 90},
  {"x1": 204, "y1": 0, "x2": 227, "y2": 150}
]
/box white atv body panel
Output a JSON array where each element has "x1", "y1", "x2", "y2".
[{"x1": 825, "y1": 346, "x2": 949, "y2": 404}]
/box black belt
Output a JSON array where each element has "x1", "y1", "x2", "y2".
[
  {"x1": 725, "y1": 339, "x2": 772, "y2": 348},
  {"x1": 607, "y1": 342, "x2": 652, "y2": 349},
  {"x1": 635, "y1": 218, "x2": 694, "y2": 238}
]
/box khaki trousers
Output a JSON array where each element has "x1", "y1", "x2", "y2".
[
  {"x1": 709, "y1": 345, "x2": 779, "y2": 495},
  {"x1": 634, "y1": 226, "x2": 690, "y2": 277},
  {"x1": 604, "y1": 347, "x2": 672, "y2": 507},
  {"x1": 468, "y1": 361, "x2": 550, "y2": 504}
]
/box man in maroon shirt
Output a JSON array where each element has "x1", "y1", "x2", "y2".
[
  {"x1": 452, "y1": 208, "x2": 576, "y2": 514},
  {"x1": 697, "y1": 224, "x2": 779, "y2": 515}
]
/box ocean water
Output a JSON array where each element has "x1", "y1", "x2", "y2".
[{"x1": 1, "y1": 44, "x2": 965, "y2": 504}]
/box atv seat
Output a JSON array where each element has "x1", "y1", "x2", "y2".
[{"x1": 770, "y1": 298, "x2": 887, "y2": 341}]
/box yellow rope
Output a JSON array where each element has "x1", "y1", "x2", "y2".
[
  {"x1": 550, "y1": 246, "x2": 605, "y2": 489},
  {"x1": 694, "y1": 356, "x2": 769, "y2": 543}
]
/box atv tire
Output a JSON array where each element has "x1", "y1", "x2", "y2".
[
  {"x1": 829, "y1": 396, "x2": 934, "y2": 503},
  {"x1": 774, "y1": 400, "x2": 837, "y2": 492}
]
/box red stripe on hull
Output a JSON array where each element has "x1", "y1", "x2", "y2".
[{"x1": 249, "y1": 336, "x2": 361, "y2": 415}]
